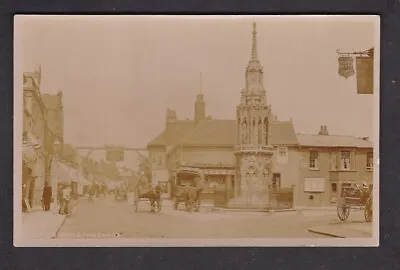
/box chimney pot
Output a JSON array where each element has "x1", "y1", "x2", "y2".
[{"x1": 319, "y1": 125, "x2": 329, "y2": 135}]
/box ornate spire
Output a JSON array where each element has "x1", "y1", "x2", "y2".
[
  {"x1": 199, "y1": 72, "x2": 203, "y2": 94},
  {"x1": 251, "y1": 22, "x2": 258, "y2": 61}
]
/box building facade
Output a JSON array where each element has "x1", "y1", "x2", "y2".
[
  {"x1": 22, "y1": 65, "x2": 48, "y2": 209},
  {"x1": 296, "y1": 126, "x2": 373, "y2": 207}
]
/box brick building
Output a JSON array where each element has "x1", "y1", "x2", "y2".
[{"x1": 22, "y1": 65, "x2": 48, "y2": 209}]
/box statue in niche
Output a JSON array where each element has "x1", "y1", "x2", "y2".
[
  {"x1": 264, "y1": 118, "x2": 268, "y2": 145},
  {"x1": 241, "y1": 121, "x2": 247, "y2": 144}
]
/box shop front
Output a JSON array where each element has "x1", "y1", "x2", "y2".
[{"x1": 202, "y1": 167, "x2": 235, "y2": 202}]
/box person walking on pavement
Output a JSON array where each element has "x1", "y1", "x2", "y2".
[
  {"x1": 59, "y1": 185, "x2": 72, "y2": 215},
  {"x1": 42, "y1": 181, "x2": 52, "y2": 211}
]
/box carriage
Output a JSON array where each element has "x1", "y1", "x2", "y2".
[
  {"x1": 173, "y1": 167, "x2": 204, "y2": 212},
  {"x1": 133, "y1": 175, "x2": 162, "y2": 212},
  {"x1": 336, "y1": 181, "x2": 373, "y2": 222},
  {"x1": 114, "y1": 186, "x2": 128, "y2": 201}
]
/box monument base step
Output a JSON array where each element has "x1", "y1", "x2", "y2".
[{"x1": 227, "y1": 195, "x2": 269, "y2": 209}]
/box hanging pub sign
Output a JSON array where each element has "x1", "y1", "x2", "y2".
[
  {"x1": 337, "y1": 48, "x2": 374, "y2": 94},
  {"x1": 338, "y1": 55, "x2": 355, "y2": 78},
  {"x1": 356, "y1": 49, "x2": 374, "y2": 94}
]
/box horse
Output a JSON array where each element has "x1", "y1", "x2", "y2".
[
  {"x1": 182, "y1": 183, "x2": 200, "y2": 212},
  {"x1": 134, "y1": 183, "x2": 162, "y2": 212}
]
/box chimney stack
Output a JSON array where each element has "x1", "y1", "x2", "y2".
[{"x1": 318, "y1": 125, "x2": 329, "y2": 135}]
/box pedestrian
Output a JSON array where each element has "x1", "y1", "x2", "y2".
[
  {"x1": 59, "y1": 185, "x2": 72, "y2": 215},
  {"x1": 42, "y1": 181, "x2": 52, "y2": 211},
  {"x1": 88, "y1": 184, "x2": 95, "y2": 203}
]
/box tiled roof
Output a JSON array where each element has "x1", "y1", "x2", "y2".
[
  {"x1": 41, "y1": 94, "x2": 61, "y2": 110},
  {"x1": 296, "y1": 134, "x2": 373, "y2": 148},
  {"x1": 180, "y1": 120, "x2": 236, "y2": 146},
  {"x1": 147, "y1": 120, "x2": 195, "y2": 147},
  {"x1": 151, "y1": 119, "x2": 299, "y2": 147}
]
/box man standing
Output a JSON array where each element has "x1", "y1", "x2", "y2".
[{"x1": 42, "y1": 181, "x2": 52, "y2": 211}]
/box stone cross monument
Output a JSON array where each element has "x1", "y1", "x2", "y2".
[{"x1": 229, "y1": 22, "x2": 274, "y2": 208}]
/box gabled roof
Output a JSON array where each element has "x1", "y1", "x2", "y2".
[
  {"x1": 162, "y1": 119, "x2": 299, "y2": 147},
  {"x1": 147, "y1": 120, "x2": 195, "y2": 147},
  {"x1": 269, "y1": 121, "x2": 299, "y2": 146},
  {"x1": 296, "y1": 134, "x2": 373, "y2": 148}
]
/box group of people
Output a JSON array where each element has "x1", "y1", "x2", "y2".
[{"x1": 41, "y1": 182, "x2": 72, "y2": 215}]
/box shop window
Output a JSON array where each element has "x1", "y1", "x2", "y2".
[{"x1": 366, "y1": 152, "x2": 373, "y2": 171}]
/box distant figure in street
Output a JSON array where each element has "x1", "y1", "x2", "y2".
[
  {"x1": 42, "y1": 181, "x2": 52, "y2": 211},
  {"x1": 88, "y1": 184, "x2": 96, "y2": 203}
]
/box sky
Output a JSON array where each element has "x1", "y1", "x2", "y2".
[{"x1": 16, "y1": 15, "x2": 378, "y2": 168}]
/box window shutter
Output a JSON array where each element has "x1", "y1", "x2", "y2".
[{"x1": 350, "y1": 151, "x2": 356, "y2": 170}]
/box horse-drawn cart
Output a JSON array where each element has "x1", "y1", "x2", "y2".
[
  {"x1": 336, "y1": 182, "x2": 373, "y2": 222},
  {"x1": 133, "y1": 184, "x2": 162, "y2": 213},
  {"x1": 173, "y1": 167, "x2": 204, "y2": 212}
]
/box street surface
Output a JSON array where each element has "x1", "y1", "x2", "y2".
[{"x1": 57, "y1": 195, "x2": 369, "y2": 239}]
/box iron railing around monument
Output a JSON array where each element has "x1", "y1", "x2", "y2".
[
  {"x1": 267, "y1": 186, "x2": 294, "y2": 209},
  {"x1": 212, "y1": 185, "x2": 294, "y2": 210}
]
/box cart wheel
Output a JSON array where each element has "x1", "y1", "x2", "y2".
[
  {"x1": 337, "y1": 198, "x2": 350, "y2": 221},
  {"x1": 364, "y1": 196, "x2": 373, "y2": 222},
  {"x1": 185, "y1": 200, "x2": 192, "y2": 212}
]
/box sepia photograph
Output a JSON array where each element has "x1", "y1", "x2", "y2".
[{"x1": 13, "y1": 15, "x2": 379, "y2": 247}]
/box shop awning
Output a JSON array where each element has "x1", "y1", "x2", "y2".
[
  {"x1": 51, "y1": 161, "x2": 76, "y2": 184},
  {"x1": 76, "y1": 170, "x2": 92, "y2": 186}
]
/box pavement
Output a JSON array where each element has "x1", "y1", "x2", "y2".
[
  {"x1": 21, "y1": 198, "x2": 81, "y2": 239},
  {"x1": 308, "y1": 221, "x2": 372, "y2": 238}
]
